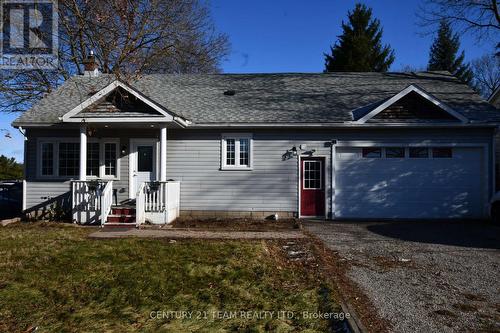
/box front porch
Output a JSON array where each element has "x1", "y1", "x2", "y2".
[
  {"x1": 69, "y1": 121, "x2": 180, "y2": 226},
  {"x1": 72, "y1": 179, "x2": 180, "y2": 227},
  {"x1": 61, "y1": 80, "x2": 184, "y2": 226}
]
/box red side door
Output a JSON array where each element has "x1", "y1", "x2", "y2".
[{"x1": 300, "y1": 157, "x2": 325, "y2": 217}]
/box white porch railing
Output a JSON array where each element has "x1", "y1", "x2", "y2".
[
  {"x1": 136, "y1": 181, "x2": 180, "y2": 225},
  {"x1": 71, "y1": 180, "x2": 113, "y2": 225},
  {"x1": 100, "y1": 181, "x2": 113, "y2": 226},
  {"x1": 136, "y1": 182, "x2": 146, "y2": 225}
]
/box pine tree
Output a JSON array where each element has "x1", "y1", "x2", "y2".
[
  {"x1": 324, "y1": 3, "x2": 395, "y2": 72},
  {"x1": 427, "y1": 20, "x2": 473, "y2": 83}
]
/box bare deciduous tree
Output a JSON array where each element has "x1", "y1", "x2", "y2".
[
  {"x1": 418, "y1": 0, "x2": 500, "y2": 41},
  {"x1": 0, "y1": 0, "x2": 230, "y2": 113},
  {"x1": 471, "y1": 53, "x2": 500, "y2": 98}
]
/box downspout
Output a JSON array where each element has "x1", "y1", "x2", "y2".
[
  {"x1": 18, "y1": 127, "x2": 27, "y2": 212},
  {"x1": 330, "y1": 140, "x2": 337, "y2": 220}
]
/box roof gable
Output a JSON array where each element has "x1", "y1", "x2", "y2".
[
  {"x1": 62, "y1": 80, "x2": 175, "y2": 123},
  {"x1": 353, "y1": 84, "x2": 468, "y2": 124}
]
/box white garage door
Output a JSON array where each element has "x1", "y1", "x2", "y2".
[{"x1": 334, "y1": 146, "x2": 485, "y2": 219}]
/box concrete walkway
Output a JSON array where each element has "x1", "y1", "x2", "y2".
[{"x1": 89, "y1": 228, "x2": 306, "y2": 239}]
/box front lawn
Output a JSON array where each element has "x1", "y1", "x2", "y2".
[{"x1": 0, "y1": 223, "x2": 343, "y2": 332}]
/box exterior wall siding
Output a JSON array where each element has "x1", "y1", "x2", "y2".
[{"x1": 23, "y1": 127, "x2": 495, "y2": 220}]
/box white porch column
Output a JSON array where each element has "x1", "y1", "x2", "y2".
[
  {"x1": 79, "y1": 125, "x2": 87, "y2": 181},
  {"x1": 160, "y1": 125, "x2": 167, "y2": 181}
]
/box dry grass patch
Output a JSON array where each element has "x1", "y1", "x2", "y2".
[{"x1": 0, "y1": 223, "x2": 345, "y2": 333}]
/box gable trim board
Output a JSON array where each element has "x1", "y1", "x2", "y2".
[
  {"x1": 354, "y1": 85, "x2": 468, "y2": 124},
  {"x1": 60, "y1": 80, "x2": 189, "y2": 125}
]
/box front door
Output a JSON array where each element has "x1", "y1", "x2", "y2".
[
  {"x1": 130, "y1": 140, "x2": 157, "y2": 198},
  {"x1": 300, "y1": 157, "x2": 325, "y2": 217}
]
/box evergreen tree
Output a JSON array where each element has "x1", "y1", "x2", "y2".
[
  {"x1": 427, "y1": 20, "x2": 473, "y2": 83},
  {"x1": 0, "y1": 155, "x2": 23, "y2": 180},
  {"x1": 324, "y1": 3, "x2": 395, "y2": 72}
]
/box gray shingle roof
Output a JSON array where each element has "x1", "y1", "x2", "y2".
[{"x1": 12, "y1": 71, "x2": 500, "y2": 126}]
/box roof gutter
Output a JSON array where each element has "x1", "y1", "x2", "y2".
[
  {"x1": 173, "y1": 116, "x2": 191, "y2": 128},
  {"x1": 187, "y1": 122, "x2": 500, "y2": 129},
  {"x1": 11, "y1": 121, "x2": 499, "y2": 129}
]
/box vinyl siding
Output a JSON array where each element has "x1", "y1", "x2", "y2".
[{"x1": 23, "y1": 127, "x2": 495, "y2": 219}]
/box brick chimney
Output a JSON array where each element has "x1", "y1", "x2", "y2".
[{"x1": 83, "y1": 51, "x2": 100, "y2": 77}]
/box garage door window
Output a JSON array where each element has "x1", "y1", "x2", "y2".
[
  {"x1": 362, "y1": 148, "x2": 382, "y2": 158},
  {"x1": 409, "y1": 147, "x2": 429, "y2": 158},
  {"x1": 432, "y1": 147, "x2": 452, "y2": 158},
  {"x1": 385, "y1": 147, "x2": 405, "y2": 158}
]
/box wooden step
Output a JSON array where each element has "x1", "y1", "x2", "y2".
[
  {"x1": 102, "y1": 223, "x2": 136, "y2": 229},
  {"x1": 111, "y1": 207, "x2": 136, "y2": 215},
  {"x1": 107, "y1": 214, "x2": 135, "y2": 223}
]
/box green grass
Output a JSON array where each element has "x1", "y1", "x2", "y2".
[{"x1": 0, "y1": 223, "x2": 341, "y2": 332}]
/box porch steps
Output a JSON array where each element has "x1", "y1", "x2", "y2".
[{"x1": 105, "y1": 206, "x2": 136, "y2": 226}]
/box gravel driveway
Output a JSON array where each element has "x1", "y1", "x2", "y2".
[{"x1": 304, "y1": 221, "x2": 500, "y2": 333}]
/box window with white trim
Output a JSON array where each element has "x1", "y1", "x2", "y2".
[
  {"x1": 104, "y1": 143, "x2": 117, "y2": 176},
  {"x1": 303, "y1": 160, "x2": 322, "y2": 189},
  {"x1": 87, "y1": 142, "x2": 100, "y2": 177},
  {"x1": 221, "y1": 134, "x2": 253, "y2": 170},
  {"x1": 58, "y1": 142, "x2": 80, "y2": 176},
  {"x1": 38, "y1": 138, "x2": 119, "y2": 179},
  {"x1": 41, "y1": 143, "x2": 54, "y2": 176}
]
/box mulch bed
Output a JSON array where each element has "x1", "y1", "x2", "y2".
[{"x1": 170, "y1": 217, "x2": 302, "y2": 231}]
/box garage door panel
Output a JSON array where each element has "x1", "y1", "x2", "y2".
[
  {"x1": 336, "y1": 159, "x2": 481, "y2": 174},
  {"x1": 335, "y1": 147, "x2": 485, "y2": 219},
  {"x1": 336, "y1": 171, "x2": 481, "y2": 189},
  {"x1": 335, "y1": 200, "x2": 479, "y2": 219},
  {"x1": 335, "y1": 188, "x2": 481, "y2": 206}
]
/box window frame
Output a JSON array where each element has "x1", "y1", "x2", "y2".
[
  {"x1": 409, "y1": 147, "x2": 430, "y2": 158},
  {"x1": 302, "y1": 160, "x2": 323, "y2": 190},
  {"x1": 37, "y1": 137, "x2": 120, "y2": 180},
  {"x1": 362, "y1": 147, "x2": 382, "y2": 158},
  {"x1": 57, "y1": 141, "x2": 80, "y2": 178},
  {"x1": 385, "y1": 147, "x2": 406, "y2": 158},
  {"x1": 40, "y1": 142, "x2": 55, "y2": 176},
  {"x1": 221, "y1": 133, "x2": 253, "y2": 170},
  {"x1": 431, "y1": 147, "x2": 453, "y2": 158},
  {"x1": 102, "y1": 141, "x2": 119, "y2": 178}
]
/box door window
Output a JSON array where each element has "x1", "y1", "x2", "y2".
[
  {"x1": 137, "y1": 146, "x2": 153, "y2": 172},
  {"x1": 303, "y1": 160, "x2": 322, "y2": 189}
]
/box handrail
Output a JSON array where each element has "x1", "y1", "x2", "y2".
[
  {"x1": 100, "y1": 181, "x2": 113, "y2": 226},
  {"x1": 136, "y1": 182, "x2": 146, "y2": 226}
]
